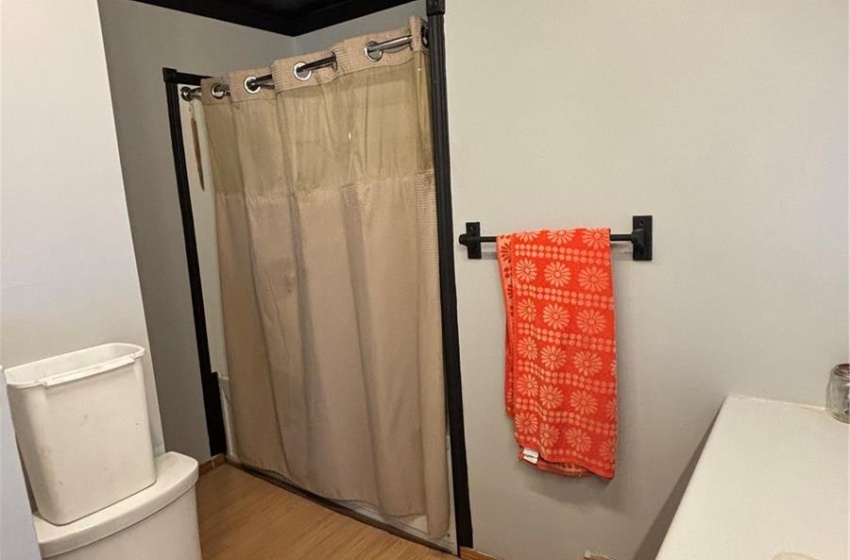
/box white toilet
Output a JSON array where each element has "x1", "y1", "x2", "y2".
[
  {"x1": 6, "y1": 344, "x2": 203, "y2": 559},
  {"x1": 32, "y1": 452, "x2": 203, "y2": 560}
]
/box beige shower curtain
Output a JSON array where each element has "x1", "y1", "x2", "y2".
[{"x1": 200, "y1": 18, "x2": 449, "y2": 537}]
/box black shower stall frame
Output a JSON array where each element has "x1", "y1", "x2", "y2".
[
  {"x1": 162, "y1": 0, "x2": 473, "y2": 550},
  {"x1": 162, "y1": 68, "x2": 228, "y2": 461},
  {"x1": 425, "y1": 0, "x2": 474, "y2": 550}
]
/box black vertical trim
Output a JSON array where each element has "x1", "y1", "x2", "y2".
[
  {"x1": 162, "y1": 67, "x2": 227, "y2": 457},
  {"x1": 427, "y1": 1, "x2": 474, "y2": 550}
]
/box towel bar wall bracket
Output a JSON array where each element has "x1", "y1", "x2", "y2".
[{"x1": 458, "y1": 215, "x2": 653, "y2": 261}]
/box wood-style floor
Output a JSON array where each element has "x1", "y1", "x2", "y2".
[{"x1": 196, "y1": 464, "x2": 455, "y2": 560}]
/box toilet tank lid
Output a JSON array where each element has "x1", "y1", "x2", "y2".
[{"x1": 34, "y1": 452, "x2": 199, "y2": 557}]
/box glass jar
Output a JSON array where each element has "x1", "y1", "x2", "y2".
[{"x1": 826, "y1": 364, "x2": 850, "y2": 423}]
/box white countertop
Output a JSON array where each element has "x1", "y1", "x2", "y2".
[{"x1": 657, "y1": 395, "x2": 849, "y2": 560}]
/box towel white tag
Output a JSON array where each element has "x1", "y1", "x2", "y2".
[{"x1": 522, "y1": 448, "x2": 539, "y2": 464}]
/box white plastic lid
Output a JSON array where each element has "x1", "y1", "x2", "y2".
[
  {"x1": 34, "y1": 452, "x2": 198, "y2": 557},
  {"x1": 6, "y1": 343, "x2": 145, "y2": 389}
]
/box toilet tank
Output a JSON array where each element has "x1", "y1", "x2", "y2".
[
  {"x1": 6, "y1": 343, "x2": 156, "y2": 525},
  {"x1": 33, "y1": 453, "x2": 201, "y2": 560}
]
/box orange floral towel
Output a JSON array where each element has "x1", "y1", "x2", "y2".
[{"x1": 497, "y1": 228, "x2": 617, "y2": 479}]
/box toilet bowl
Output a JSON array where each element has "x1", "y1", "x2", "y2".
[{"x1": 32, "y1": 452, "x2": 202, "y2": 560}]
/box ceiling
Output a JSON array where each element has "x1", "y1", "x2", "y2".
[{"x1": 131, "y1": 0, "x2": 418, "y2": 36}]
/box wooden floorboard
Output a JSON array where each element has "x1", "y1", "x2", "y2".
[{"x1": 196, "y1": 464, "x2": 455, "y2": 560}]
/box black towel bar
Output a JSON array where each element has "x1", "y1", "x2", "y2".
[{"x1": 458, "y1": 215, "x2": 653, "y2": 261}]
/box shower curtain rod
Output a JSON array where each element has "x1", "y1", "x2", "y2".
[{"x1": 180, "y1": 27, "x2": 427, "y2": 102}]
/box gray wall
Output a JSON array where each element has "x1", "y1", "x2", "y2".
[
  {"x1": 445, "y1": 1, "x2": 848, "y2": 559},
  {"x1": 97, "y1": 0, "x2": 295, "y2": 463}
]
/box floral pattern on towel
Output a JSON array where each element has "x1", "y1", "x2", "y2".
[{"x1": 498, "y1": 228, "x2": 618, "y2": 479}]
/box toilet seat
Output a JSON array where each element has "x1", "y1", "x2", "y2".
[{"x1": 33, "y1": 452, "x2": 198, "y2": 558}]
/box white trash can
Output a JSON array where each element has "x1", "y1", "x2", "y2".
[{"x1": 6, "y1": 343, "x2": 156, "y2": 525}]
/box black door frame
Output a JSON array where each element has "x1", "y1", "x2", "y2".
[
  {"x1": 425, "y1": 0, "x2": 473, "y2": 550},
  {"x1": 162, "y1": 1, "x2": 473, "y2": 548},
  {"x1": 162, "y1": 68, "x2": 227, "y2": 458}
]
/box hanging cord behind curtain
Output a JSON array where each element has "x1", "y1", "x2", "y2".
[{"x1": 179, "y1": 24, "x2": 428, "y2": 102}]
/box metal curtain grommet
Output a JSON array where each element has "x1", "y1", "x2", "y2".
[
  {"x1": 365, "y1": 41, "x2": 383, "y2": 62},
  {"x1": 244, "y1": 76, "x2": 261, "y2": 94},
  {"x1": 180, "y1": 86, "x2": 195, "y2": 102},
  {"x1": 293, "y1": 62, "x2": 311, "y2": 81},
  {"x1": 211, "y1": 83, "x2": 228, "y2": 99}
]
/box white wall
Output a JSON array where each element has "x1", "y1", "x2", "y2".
[
  {"x1": 2, "y1": 0, "x2": 164, "y2": 555},
  {"x1": 446, "y1": 1, "x2": 848, "y2": 559},
  {"x1": 97, "y1": 0, "x2": 295, "y2": 462},
  {"x1": 0, "y1": 372, "x2": 40, "y2": 560},
  {"x1": 2, "y1": 0, "x2": 164, "y2": 463},
  {"x1": 0, "y1": 7, "x2": 38, "y2": 559},
  {"x1": 0, "y1": 10, "x2": 36, "y2": 560}
]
